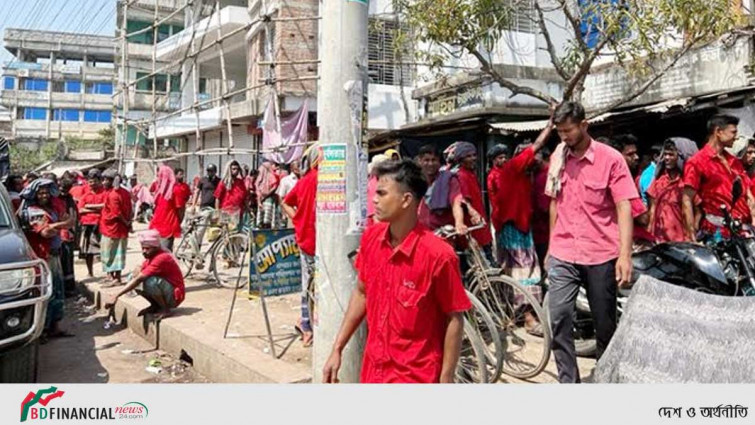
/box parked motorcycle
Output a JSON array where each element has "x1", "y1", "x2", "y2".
[{"x1": 545, "y1": 179, "x2": 755, "y2": 357}]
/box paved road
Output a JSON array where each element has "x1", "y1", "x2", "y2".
[{"x1": 38, "y1": 295, "x2": 209, "y2": 384}]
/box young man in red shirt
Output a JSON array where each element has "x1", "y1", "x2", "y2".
[
  {"x1": 173, "y1": 168, "x2": 192, "y2": 224},
  {"x1": 100, "y1": 170, "x2": 133, "y2": 286},
  {"x1": 106, "y1": 229, "x2": 185, "y2": 319},
  {"x1": 416, "y1": 145, "x2": 471, "y2": 234},
  {"x1": 282, "y1": 145, "x2": 323, "y2": 347},
  {"x1": 546, "y1": 102, "x2": 636, "y2": 383},
  {"x1": 446, "y1": 142, "x2": 494, "y2": 262},
  {"x1": 683, "y1": 115, "x2": 755, "y2": 241},
  {"x1": 322, "y1": 160, "x2": 471, "y2": 383},
  {"x1": 215, "y1": 160, "x2": 248, "y2": 219},
  {"x1": 647, "y1": 138, "x2": 698, "y2": 242},
  {"x1": 78, "y1": 170, "x2": 107, "y2": 277}
]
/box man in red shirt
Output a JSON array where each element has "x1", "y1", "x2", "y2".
[
  {"x1": 149, "y1": 165, "x2": 182, "y2": 251},
  {"x1": 173, "y1": 168, "x2": 192, "y2": 224},
  {"x1": 488, "y1": 122, "x2": 553, "y2": 335},
  {"x1": 282, "y1": 144, "x2": 323, "y2": 347},
  {"x1": 445, "y1": 141, "x2": 493, "y2": 262},
  {"x1": 106, "y1": 229, "x2": 185, "y2": 319},
  {"x1": 546, "y1": 102, "x2": 636, "y2": 383},
  {"x1": 683, "y1": 115, "x2": 755, "y2": 241},
  {"x1": 322, "y1": 160, "x2": 471, "y2": 383},
  {"x1": 416, "y1": 145, "x2": 470, "y2": 234},
  {"x1": 647, "y1": 138, "x2": 698, "y2": 242},
  {"x1": 78, "y1": 169, "x2": 107, "y2": 277},
  {"x1": 100, "y1": 170, "x2": 133, "y2": 286},
  {"x1": 215, "y1": 160, "x2": 248, "y2": 221}
]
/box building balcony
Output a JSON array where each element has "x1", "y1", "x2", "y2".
[
  {"x1": 3, "y1": 62, "x2": 115, "y2": 80},
  {"x1": 155, "y1": 6, "x2": 250, "y2": 75},
  {"x1": 3, "y1": 28, "x2": 115, "y2": 63},
  {"x1": 149, "y1": 105, "x2": 223, "y2": 139},
  {"x1": 0, "y1": 90, "x2": 113, "y2": 109}
]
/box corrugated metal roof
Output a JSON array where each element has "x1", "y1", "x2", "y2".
[{"x1": 490, "y1": 97, "x2": 692, "y2": 133}]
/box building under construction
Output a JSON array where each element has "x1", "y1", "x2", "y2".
[{"x1": 116, "y1": 0, "x2": 415, "y2": 178}]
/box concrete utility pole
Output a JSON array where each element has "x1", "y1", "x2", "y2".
[{"x1": 313, "y1": 0, "x2": 369, "y2": 382}]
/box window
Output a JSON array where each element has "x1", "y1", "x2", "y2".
[
  {"x1": 65, "y1": 80, "x2": 81, "y2": 93},
  {"x1": 157, "y1": 24, "x2": 171, "y2": 43},
  {"x1": 135, "y1": 72, "x2": 167, "y2": 92},
  {"x1": 509, "y1": 0, "x2": 536, "y2": 34},
  {"x1": 83, "y1": 110, "x2": 111, "y2": 123},
  {"x1": 53, "y1": 109, "x2": 80, "y2": 121},
  {"x1": 126, "y1": 20, "x2": 153, "y2": 45},
  {"x1": 86, "y1": 82, "x2": 113, "y2": 95},
  {"x1": 368, "y1": 18, "x2": 413, "y2": 86},
  {"x1": 22, "y1": 108, "x2": 47, "y2": 120},
  {"x1": 199, "y1": 78, "x2": 207, "y2": 94},
  {"x1": 23, "y1": 78, "x2": 48, "y2": 91},
  {"x1": 3, "y1": 77, "x2": 15, "y2": 90}
]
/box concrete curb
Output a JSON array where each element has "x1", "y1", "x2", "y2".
[{"x1": 76, "y1": 280, "x2": 312, "y2": 383}]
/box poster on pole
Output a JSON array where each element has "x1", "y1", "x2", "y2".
[
  {"x1": 249, "y1": 229, "x2": 302, "y2": 297},
  {"x1": 317, "y1": 144, "x2": 348, "y2": 214}
]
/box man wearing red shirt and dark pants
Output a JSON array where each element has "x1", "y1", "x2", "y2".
[
  {"x1": 106, "y1": 230, "x2": 185, "y2": 319},
  {"x1": 173, "y1": 168, "x2": 192, "y2": 223},
  {"x1": 100, "y1": 170, "x2": 133, "y2": 286},
  {"x1": 488, "y1": 123, "x2": 553, "y2": 335},
  {"x1": 546, "y1": 102, "x2": 636, "y2": 383},
  {"x1": 683, "y1": 115, "x2": 755, "y2": 241},
  {"x1": 282, "y1": 145, "x2": 322, "y2": 347},
  {"x1": 323, "y1": 160, "x2": 471, "y2": 383},
  {"x1": 78, "y1": 170, "x2": 107, "y2": 277}
]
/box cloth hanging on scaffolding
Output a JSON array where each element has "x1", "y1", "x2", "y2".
[{"x1": 261, "y1": 97, "x2": 308, "y2": 165}]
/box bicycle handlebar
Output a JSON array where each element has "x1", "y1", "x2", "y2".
[{"x1": 433, "y1": 222, "x2": 487, "y2": 239}]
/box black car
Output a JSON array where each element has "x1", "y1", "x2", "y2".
[{"x1": 0, "y1": 185, "x2": 51, "y2": 382}]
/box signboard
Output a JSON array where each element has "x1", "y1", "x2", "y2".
[
  {"x1": 249, "y1": 229, "x2": 302, "y2": 297},
  {"x1": 583, "y1": 38, "x2": 752, "y2": 111},
  {"x1": 316, "y1": 144, "x2": 348, "y2": 214},
  {"x1": 425, "y1": 84, "x2": 485, "y2": 119}
]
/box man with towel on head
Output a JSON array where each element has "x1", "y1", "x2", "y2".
[{"x1": 106, "y1": 229, "x2": 185, "y2": 318}]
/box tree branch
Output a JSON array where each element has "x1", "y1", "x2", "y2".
[
  {"x1": 587, "y1": 38, "x2": 703, "y2": 118},
  {"x1": 556, "y1": 0, "x2": 589, "y2": 54},
  {"x1": 535, "y1": 0, "x2": 569, "y2": 81},
  {"x1": 563, "y1": 35, "x2": 610, "y2": 100},
  {"x1": 469, "y1": 48, "x2": 558, "y2": 105}
]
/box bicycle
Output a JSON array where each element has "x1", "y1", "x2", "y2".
[
  {"x1": 174, "y1": 208, "x2": 250, "y2": 289},
  {"x1": 435, "y1": 223, "x2": 552, "y2": 380}
]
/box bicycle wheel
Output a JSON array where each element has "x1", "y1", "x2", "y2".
[
  {"x1": 455, "y1": 318, "x2": 489, "y2": 384},
  {"x1": 211, "y1": 233, "x2": 250, "y2": 289},
  {"x1": 464, "y1": 290, "x2": 504, "y2": 381},
  {"x1": 471, "y1": 274, "x2": 551, "y2": 379},
  {"x1": 173, "y1": 233, "x2": 196, "y2": 278}
]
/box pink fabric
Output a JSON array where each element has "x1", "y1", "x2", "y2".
[
  {"x1": 138, "y1": 229, "x2": 162, "y2": 247},
  {"x1": 262, "y1": 98, "x2": 309, "y2": 164},
  {"x1": 549, "y1": 139, "x2": 639, "y2": 265},
  {"x1": 154, "y1": 165, "x2": 175, "y2": 201},
  {"x1": 255, "y1": 162, "x2": 280, "y2": 199}
]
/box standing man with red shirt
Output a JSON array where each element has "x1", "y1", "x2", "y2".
[
  {"x1": 214, "y1": 160, "x2": 248, "y2": 220},
  {"x1": 173, "y1": 168, "x2": 192, "y2": 224},
  {"x1": 546, "y1": 102, "x2": 636, "y2": 383},
  {"x1": 647, "y1": 138, "x2": 698, "y2": 242},
  {"x1": 322, "y1": 160, "x2": 470, "y2": 383},
  {"x1": 99, "y1": 170, "x2": 133, "y2": 286},
  {"x1": 149, "y1": 165, "x2": 182, "y2": 251},
  {"x1": 282, "y1": 144, "x2": 323, "y2": 347},
  {"x1": 446, "y1": 141, "x2": 493, "y2": 262},
  {"x1": 488, "y1": 122, "x2": 553, "y2": 334},
  {"x1": 416, "y1": 145, "x2": 471, "y2": 234},
  {"x1": 78, "y1": 169, "x2": 107, "y2": 278},
  {"x1": 106, "y1": 229, "x2": 185, "y2": 319},
  {"x1": 683, "y1": 115, "x2": 755, "y2": 241}
]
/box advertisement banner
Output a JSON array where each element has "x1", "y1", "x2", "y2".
[{"x1": 249, "y1": 229, "x2": 302, "y2": 297}]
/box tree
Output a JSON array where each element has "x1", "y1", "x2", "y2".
[{"x1": 397, "y1": 0, "x2": 743, "y2": 112}]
